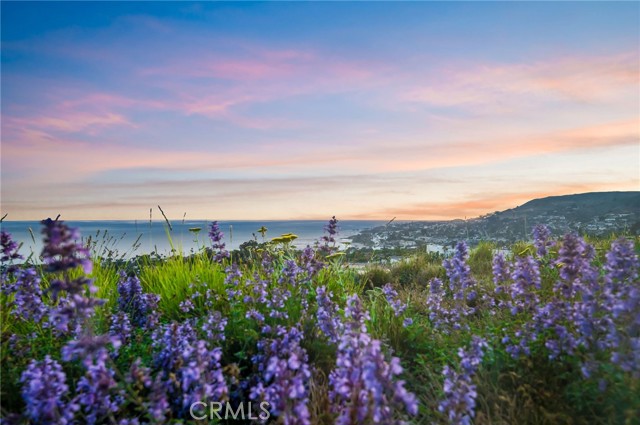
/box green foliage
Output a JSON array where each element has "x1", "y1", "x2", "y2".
[
  {"x1": 389, "y1": 254, "x2": 446, "y2": 287},
  {"x1": 360, "y1": 265, "x2": 393, "y2": 289},
  {"x1": 2, "y1": 233, "x2": 639, "y2": 424},
  {"x1": 468, "y1": 241, "x2": 496, "y2": 279},
  {"x1": 135, "y1": 253, "x2": 227, "y2": 319}
]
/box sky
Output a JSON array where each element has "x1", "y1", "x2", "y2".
[{"x1": 1, "y1": 1, "x2": 639, "y2": 221}]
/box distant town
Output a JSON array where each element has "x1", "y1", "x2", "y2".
[{"x1": 346, "y1": 192, "x2": 640, "y2": 252}]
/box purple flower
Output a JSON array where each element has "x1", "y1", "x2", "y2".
[
  {"x1": 316, "y1": 286, "x2": 343, "y2": 343},
  {"x1": 265, "y1": 284, "x2": 291, "y2": 320},
  {"x1": 179, "y1": 341, "x2": 227, "y2": 410},
  {"x1": 41, "y1": 218, "x2": 92, "y2": 274},
  {"x1": 320, "y1": 216, "x2": 339, "y2": 254},
  {"x1": 20, "y1": 356, "x2": 79, "y2": 425},
  {"x1": 152, "y1": 321, "x2": 228, "y2": 416},
  {"x1": 246, "y1": 308, "x2": 266, "y2": 323},
  {"x1": 329, "y1": 295, "x2": 418, "y2": 424},
  {"x1": 74, "y1": 362, "x2": 121, "y2": 425},
  {"x1": 279, "y1": 260, "x2": 303, "y2": 286},
  {"x1": 532, "y1": 224, "x2": 555, "y2": 258},
  {"x1": 248, "y1": 277, "x2": 269, "y2": 305},
  {"x1": 224, "y1": 264, "x2": 243, "y2": 301},
  {"x1": 116, "y1": 272, "x2": 160, "y2": 330},
  {"x1": 117, "y1": 273, "x2": 146, "y2": 324},
  {"x1": 1, "y1": 230, "x2": 23, "y2": 263},
  {"x1": 507, "y1": 256, "x2": 541, "y2": 315},
  {"x1": 146, "y1": 376, "x2": 170, "y2": 421},
  {"x1": 382, "y1": 283, "x2": 408, "y2": 317},
  {"x1": 492, "y1": 252, "x2": 511, "y2": 290},
  {"x1": 209, "y1": 221, "x2": 230, "y2": 263},
  {"x1": 604, "y1": 237, "x2": 639, "y2": 290},
  {"x1": 426, "y1": 277, "x2": 470, "y2": 333},
  {"x1": 2, "y1": 268, "x2": 49, "y2": 323},
  {"x1": 202, "y1": 311, "x2": 227, "y2": 342},
  {"x1": 61, "y1": 334, "x2": 121, "y2": 369},
  {"x1": 443, "y1": 242, "x2": 475, "y2": 294},
  {"x1": 109, "y1": 312, "x2": 132, "y2": 346},
  {"x1": 300, "y1": 245, "x2": 324, "y2": 277},
  {"x1": 250, "y1": 326, "x2": 312, "y2": 425},
  {"x1": 49, "y1": 294, "x2": 105, "y2": 336},
  {"x1": 555, "y1": 233, "x2": 596, "y2": 297},
  {"x1": 179, "y1": 298, "x2": 195, "y2": 313},
  {"x1": 438, "y1": 337, "x2": 488, "y2": 425},
  {"x1": 602, "y1": 238, "x2": 640, "y2": 377}
]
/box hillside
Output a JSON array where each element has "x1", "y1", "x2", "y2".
[{"x1": 349, "y1": 191, "x2": 640, "y2": 249}]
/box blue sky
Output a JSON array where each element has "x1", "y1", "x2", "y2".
[{"x1": 2, "y1": 1, "x2": 638, "y2": 220}]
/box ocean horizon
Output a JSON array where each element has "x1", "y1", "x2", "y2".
[{"x1": 0, "y1": 219, "x2": 387, "y2": 260}]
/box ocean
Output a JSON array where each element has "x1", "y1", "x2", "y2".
[{"x1": 0, "y1": 220, "x2": 384, "y2": 260}]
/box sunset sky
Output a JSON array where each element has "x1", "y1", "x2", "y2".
[{"x1": 2, "y1": 2, "x2": 638, "y2": 221}]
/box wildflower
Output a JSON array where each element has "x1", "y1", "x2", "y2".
[
  {"x1": 61, "y1": 334, "x2": 121, "y2": 368},
  {"x1": 74, "y1": 362, "x2": 121, "y2": 425},
  {"x1": 492, "y1": 252, "x2": 511, "y2": 291},
  {"x1": 279, "y1": 260, "x2": 303, "y2": 287},
  {"x1": 320, "y1": 216, "x2": 339, "y2": 254},
  {"x1": 224, "y1": 264, "x2": 243, "y2": 301},
  {"x1": 604, "y1": 237, "x2": 639, "y2": 291},
  {"x1": 246, "y1": 308, "x2": 266, "y2": 323},
  {"x1": 179, "y1": 341, "x2": 227, "y2": 411},
  {"x1": 115, "y1": 272, "x2": 161, "y2": 331},
  {"x1": 507, "y1": 256, "x2": 541, "y2": 315},
  {"x1": 41, "y1": 217, "x2": 92, "y2": 274},
  {"x1": 20, "y1": 356, "x2": 79, "y2": 425},
  {"x1": 532, "y1": 224, "x2": 555, "y2": 258},
  {"x1": 329, "y1": 295, "x2": 418, "y2": 424},
  {"x1": 443, "y1": 242, "x2": 475, "y2": 295},
  {"x1": 179, "y1": 298, "x2": 195, "y2": 313},
  {"x1": 555, "y1": 233, "x2": 596, "y2": 298},
  {"x1": 2, "y1": 268, "x2": 49, "y2": 323},
  {"x1": 248, "y1": 277, "x2": 269, "y2": 305},
  {"x1": 265, "y1": 285, "x2": 291, "y2": 320},
  {"x1": 426, "y1": 278, "x2": 467, "y2": 333},
  {"x1": 49, "y1": 294, "x2": 105, "y2": 336},
  {"x1": 438, "y1": 337, "x2": 488, "y2": 425},
  {"x1": 316, "y1": 286, "x2": 343, "y2": 343},
  {"x1": 300, "y1": 245, "x2": 324, "y2": 277},
  {"x1": 602, "y1": 238, "x2": 640, "y2": 377},
  {"x1": 202, "y1": 311, "x2": 227, "y2": 342},
  {"x1": 209, "y1": 221, "x2": 230, "y2": 263},
  {"x1": 146, "y1": 376, "x2": 170, "y2": 421},
  {"x1": 382, "y1": 283, "x2": 408, "y2": 316},
  {"x1": 1, "y1": 230, "x2": 22, "y2": 261},
  {"x1": 109, "y1": 312, "x2": 132, "y2": 346},
  {"x1": 250, "y1": 326, "x2": 312, "y2": 425},
  {"x1": 152, "y1": 322, "x2": 228, "y2": 417}
]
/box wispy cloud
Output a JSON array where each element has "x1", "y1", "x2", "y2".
[
  {"x1": 401, "y1": 51, "x2": 638, "y2": 110},
  {"x1": 366, "y1": 181, "x2": 640, "y2": 220}
]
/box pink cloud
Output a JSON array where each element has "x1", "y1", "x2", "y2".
[
  {"x1": 362, "y1": 180, "x2": 640, "y2": 220},
  {"x1": 7, "y1": 112, "x2": 133, "y2": 134},
  {"x1": 4, "y1": 114, "x2": 635, "y2": 190},
  {"x1": 402, "y1": 51, "x2": 638, "y2": 108}
]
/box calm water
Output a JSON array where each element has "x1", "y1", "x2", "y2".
[{"x1": 0, "y1": 220, "x2": 384, "y2": 260}]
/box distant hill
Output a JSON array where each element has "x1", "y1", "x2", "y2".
[
  {"x1": 482, "y1": 191, "x2": 640, "y2": 241},
  {"x1": 350, "y1": 191, "x2": 640, "y2": 248},
  {"x1": 505, "y1": 192, "x2": 640, "y2": 222}
]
